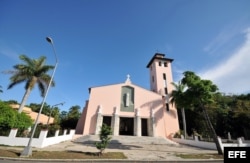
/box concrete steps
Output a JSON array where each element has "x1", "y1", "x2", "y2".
[{"x1": 73, "y1": 135, "x2": 179, "y2": 145}]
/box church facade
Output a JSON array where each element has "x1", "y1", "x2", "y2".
[{"x1": 75, "y1": 53, "x2": 179, "y2": 138}]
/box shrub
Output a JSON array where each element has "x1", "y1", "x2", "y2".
[
  {"x1": 95, "y1": 124, "x2": 112, "y2": 155},
  {"x1": 0, "y1": 101, "x2": 32, "y2": 136}
]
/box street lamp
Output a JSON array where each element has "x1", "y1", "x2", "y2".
[
  {"x1": 46, "y1": 102, "x2": 65, "y2": 127},
  {"x1": 20, "y1": 37, "x2": 59, "y2": 157}
]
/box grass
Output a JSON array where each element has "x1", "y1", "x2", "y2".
[
  {"x1": 0, "y1": 148, "x2": 224, "y2": 160},
  {"x1": 0, "y1": 149, "x2": 127, "y2": 159},
  {"x1": 176, "y1": 153, "x2": 223, "y2": 159}
]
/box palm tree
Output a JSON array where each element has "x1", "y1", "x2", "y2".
[
  {"x1": 181, "y1": 71, "x2": 223, "y2": 155},
  {"x1": 170, "y1": 81, "x2": 187, "y2": 138},
  {"x1": 6, "y1": 55, "x2": 55, "y2": 113}
]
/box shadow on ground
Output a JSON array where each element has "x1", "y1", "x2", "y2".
[{"x1": 74, "y1": 139, "x2": 143, "y2": 150}]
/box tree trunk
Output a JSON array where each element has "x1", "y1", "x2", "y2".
[
  {"x1": 181, "y1": 108, "x2": 187, "y2": 139},
  {"x1": 18, "y1": 87, "x2": 32, "y2": 113},
  {"x1": 201, "y1": 104, "x2": 223, "y2": 155}
]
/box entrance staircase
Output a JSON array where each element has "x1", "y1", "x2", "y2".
[{"x1": 73, "y1": 135, "x2": 179, "y2": 145}]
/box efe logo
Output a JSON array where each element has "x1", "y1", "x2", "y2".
[
  {"x1": 224, "y1": 147, "x2": 249, "y2": 163},
  {"x1": 228, "y1": 150, "x2": 246, "y2": 158}
]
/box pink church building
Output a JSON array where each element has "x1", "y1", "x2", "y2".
[{"x1": 75, "y1": 53, "x2": 179, "y2": 139}]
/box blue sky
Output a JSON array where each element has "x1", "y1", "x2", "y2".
[{"x1": 1, "y1": 0, "x2": 250, "y2": 112}]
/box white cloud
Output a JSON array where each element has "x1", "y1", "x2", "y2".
[
  {"x1": 204, "y1": 26, "x2": 238, "y2": 55},
  {"x1": 0, "y1": 40, "x2": 19, "y2": 61},
  {"x1": 0, "y1": 48, "x2": 19, "y2": 60},
  {"x1": 200, "y1": 28, "x2": 250, "y2": 94},
  {"x1": 204, "y1": 19, "x2": 249, "y2": 56},
  {"x1": 173, "y1": 67, "x2": 184, "y2": 82}
]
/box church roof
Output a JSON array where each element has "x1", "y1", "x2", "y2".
[
  {"x1": 146, "y1": 53, "x2": 174, "y2": 68},
  {"x1": 88, "y1": 75, "x2": 161, "y2": 96}
]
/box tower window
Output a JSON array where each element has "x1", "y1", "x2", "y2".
[
  {"x1": 163, "y1": 73, "x2": 166, "y2": 80},
  {"x1": 159, "y1": 61, "x2": 162, "y2": 66},
  {"x1": 166, "y1": 104, "x2": 169, "y2": 111},
  {"x1": 152, "y1": 76, "x2": 154, "y2": 82},
  {"x1": 164, "y1": 87, "x2": 168, "y2": 94},
  {"x1": 164, "y1": 62, "x2": 168, "y2": 67}
]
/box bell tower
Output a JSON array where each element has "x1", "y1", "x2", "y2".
[
  {"x1": 146, "y1": 53, "x2": 174, "y2": 98},
  {"x1": 146, "y1": 53, "x2": 179, "y2": 137}
]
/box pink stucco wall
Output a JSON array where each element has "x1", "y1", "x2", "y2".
[
  {"x1": 149, "y1": 59, "x2": 174, "y2": 95},
  {"x1": 76, "y1": 54, "x2": 179, "y2": 138},
  {"x1": 148, "y1": 55, "x2": 179, "y2": 137},
  {"x1": 75, "y1": 101, "x2": 88, "y2": 134},
  {"x1": 76, "y1": 81, "x2": 179, "y2": 138}
]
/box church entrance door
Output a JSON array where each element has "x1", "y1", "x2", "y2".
[
  {"x1": 141, "y1": 118, "x2": 148, "y2": 136},
  {"x1": 119, "y1": 117, "x2": 134, "y2": 135},
  {"x1": 102, "y1": 116, "x2": 112, "y2": 127}
]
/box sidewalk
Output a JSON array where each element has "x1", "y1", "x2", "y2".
[
  {"x1": 0, "y1": 135, "x2": 224, "y2": 162},
  {"x1": 42, "y1": 140, "x2": 218, "y2": 161}
]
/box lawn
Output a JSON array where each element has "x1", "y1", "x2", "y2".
[
  {"x1": 0, "y1": 149, "x2": 127, "y2": 159},
  {"x1": 0, "y1": 148, "x2": 224, "y2": 160},
  {"x1": 0, "y1": 146, "x2": 224, "y2": 160},
  {"x1": 176, "y1": 153, "x2": 223, "y2": 159}
]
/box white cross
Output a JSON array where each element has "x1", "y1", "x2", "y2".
[{"x1": 127, "y1": 74, "x2": 130, "y2": 80}]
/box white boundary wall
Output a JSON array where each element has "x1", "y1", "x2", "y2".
[
  {"x1": 0, "y1": 128, "x2": 75, "y2": 148},
  {"x1": 173, "y1": 135, "x2": 250, "y2": 152}
]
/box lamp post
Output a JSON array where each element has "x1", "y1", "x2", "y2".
[
  {"x1": 46, "y1": 102, "x2": 65, "y2": 127},
  {"x1": 20, "y1": 37, "x2": 58, "y2": 157}
]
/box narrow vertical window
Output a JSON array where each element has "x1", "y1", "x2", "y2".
[
  {"x1": 164, "y1": 62, "x2": 167, "y2": 67},
  {"x1": 159, "y1": 61, "x2": 162, "y2": 66},
  {"x1": 152, "y1": 76, "x2": 154, "y2": 82},
  {"x1": 166, "y1": 104, "x2": 169, "y2": 111},
  {"x1": 163, "y1": 73, "x2": 166, "y2": 80},
  {"x1": 125, "y1": 93, "x2": 130, "y2": 107},
  {"x1": 164, "y1": 87, "x2": 168, "y2": 94}
]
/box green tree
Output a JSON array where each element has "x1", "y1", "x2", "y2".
[
  {"x1": 15, "y1": 111, "x2": 34, "y2": 131},
  {"x1": 49, "y1": 106, "x2": 60, "y2": 125},
  {"x1": 28, "y1": 102, "x2": 61, "y2": 125},
  {"x1": 4, "y1": 100, "x2": 18, "y2": 104},
  {"x1": 211, "y1": 93, "x2": 231, "y2": 138},
  {"x1": 181, "y1": 71, "x2": 223, "y2": 155},
  {"x1": 95, "y1": 124, "x2": 112, "y2": 155},
  {"x1": 0, "y1": 101, "x2": 33, "y2": 135},
  {"x1": 5, "y1": 55, "x2": 55, "y2": 113},
  {"x1": 229, "y1": 97, "x2": 250, "y2": 139},
  {"x1": 170, "y1": 81, "x2": 188, "y2": 138},
  {"x1": 68, "y1": 105, "x2": 81, "y2": 119},
  {"x1": 184, "y1": 108, "x2": 206, "y2": 136},
  {"x1": 237, "y1": 93, "x2": 250, "y2": 100},
  {"x1": 60, "y1": 105, "x2": 81, "y2": 129},
  {"x1": 29, "y1": 103, "x2": 41, "y2": 112},
  {"x1": 59, "y1": 111, "x2": 68, "y2": 120},
  {"x1": 233, "y1": 111, "x2": 250, "y2": 139},
  {"x1": 0, "y1": 101, "x2": 16, "y2": 129},
  {"x1": 29, "y1": 102, "x2": 51, "y2": 116}
]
